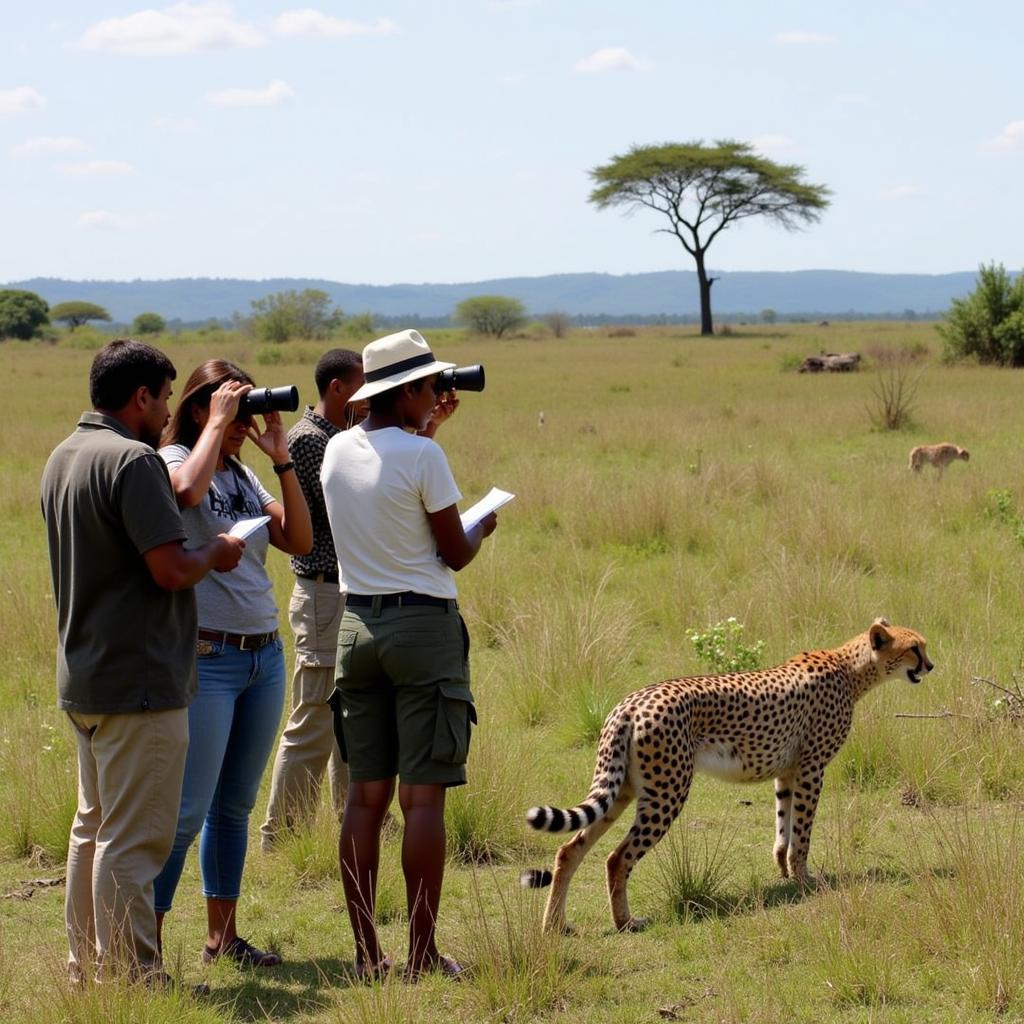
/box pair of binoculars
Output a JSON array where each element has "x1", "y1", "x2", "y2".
[
  {"x1": 239, "y1": 385, "x2": 300, "y2": 415},
  {"x1": 434, "y1": 364, "x2": 485, "y2": 394}
]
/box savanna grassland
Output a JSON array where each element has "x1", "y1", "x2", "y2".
[{"x1": 3, "y1": 321, "x2": 1024, "y2": 1024}]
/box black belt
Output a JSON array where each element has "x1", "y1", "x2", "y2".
[
  {"x1": 197, "y1": 628, "x2": 279, "y2": 651},
  {"x1": 345, "y1": 592, "x2": 456, "y2": 610},
  {"x1": 296, "y1": 569, "x2": 339, "y2": 584}
]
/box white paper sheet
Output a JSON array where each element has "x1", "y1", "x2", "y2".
[
  {"x1": 460, "y1": 487, "x2": 515, "y2": 531},
  {"x1": 228, "y1": 515, "x2": 270, "y2": 540}
]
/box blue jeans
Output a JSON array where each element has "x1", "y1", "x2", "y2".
[{"x1": 154, "y1": 638, "x2": 285, "y2": 912}]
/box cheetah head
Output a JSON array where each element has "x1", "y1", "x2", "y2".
[
  {"x1": 957, "y1": 447, "x2": 970, "y2": 461},
  {"x1": 869, "y1": 618, "x2": 933, "y2": 685}
]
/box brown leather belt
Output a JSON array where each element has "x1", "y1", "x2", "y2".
[{"x1": 197, "y1": 628, "x2": 279, "y2": 651}]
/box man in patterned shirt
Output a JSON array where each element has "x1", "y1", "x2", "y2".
[{"x1": 261, "y1": 349, "x2": 363, "y2": 847}]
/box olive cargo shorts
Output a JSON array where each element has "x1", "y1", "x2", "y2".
[{"x1": 330, "y1": 603, "x2": 475, "y2": 787}]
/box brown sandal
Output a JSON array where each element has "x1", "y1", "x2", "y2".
[
  {"x1": 404, "y1": 955, "x2": 465, "y2": 983},
  {"x1": 353, "y1": 954, "x2": 393, "y2": 983}
]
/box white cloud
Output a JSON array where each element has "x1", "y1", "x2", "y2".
[
  {"x1": 0, "y1": 85, "x2": 46, "y2": 116},
  {"x1": 75, "y1": 3, "x2": 263, "y2": 55},
  {"x1": 497, "y1": 71, "x2": 528, "y2": 87},
  {"x1": 13, "y1": 135, "x2": 86, "y2": 157},
  {"x1": 61, "y1": 160, "x2": 135, "y2": 177},
  {"x1": 834, "y1": 93, "x2": 868, "y2": 105},
  {"x1": 272, "y1": 10, "x2": 398, "y2": 39},
  {"x1": 990, "y1": 120, "x2": 1024, "y2": 150},
  {"x1": 573, "y1": 48, "x2": 653, "y2": 74},
  {"x1": 775, "y1": 30, "x2": 836, "y2": 45},
  {"x1": 880, "y1": 184, "x2": 921, "y2": 200},
  {"x1": 207, "y1": 79, "x2": 295, "y2": 107},
  {"x1": 153, "y1": 115, "x2": 199, "y2": 132},
  {"x1": 751, "y1": 134, "x2": 795, "y2": 155},
  {"x1": 78, "y1": 210, "x2": 158, "y2": 230}
]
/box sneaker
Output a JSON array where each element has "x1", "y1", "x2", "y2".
[{"x1": 202, "y1": 936, "x2": 282, "y2": 969}]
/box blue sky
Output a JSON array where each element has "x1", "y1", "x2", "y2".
[{"x1": 2, "y1": 1, "x2": 1022, "y2": 283}]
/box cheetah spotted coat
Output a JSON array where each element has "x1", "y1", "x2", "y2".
[{"x1": 523, "y1": 619, "x2": 932, "y2": 934}]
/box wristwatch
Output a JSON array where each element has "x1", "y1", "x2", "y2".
[{"x1": 272, "y1": 461, "x2": 295, "y2": 475}]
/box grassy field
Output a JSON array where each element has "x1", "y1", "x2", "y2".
[{"x1": 3, "y1": 321, "x2": 1024, "y2": 1023}]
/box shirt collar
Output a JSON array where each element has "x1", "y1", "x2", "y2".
[
  {"x1": 303, "y1": 406, "x2": 340, "y2": 437},
  {"x1": 78, "y1": 411, "x2": 138, "y2": 440}
]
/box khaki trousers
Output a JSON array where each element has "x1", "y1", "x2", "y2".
[
  {"x1": 260, "y1": 577, "x2": 347, "y2": 849},
  {"x1": 65, "y1": 707, "x2": 188, "y2": 980}
]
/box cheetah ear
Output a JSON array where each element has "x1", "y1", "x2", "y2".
[{"x1": 869, "y1": 619, "x2": 892, "y2": 651}]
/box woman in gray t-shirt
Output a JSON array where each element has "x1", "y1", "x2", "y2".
[{"x1": 153, "y1": 359, "x2": 312, "y2": 969}]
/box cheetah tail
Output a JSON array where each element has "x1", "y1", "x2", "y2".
[
  {"x1": 524, "y1": 756, "x2": 626, "y2": 836},
  {"x1": 520, "y1": 867, "x2": 552, "y2": 889},
  {"x1": 524, "y1": 797, "x2": 609, "y2": 833}
]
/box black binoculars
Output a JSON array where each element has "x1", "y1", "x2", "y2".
[
  {"x1": 240, "y1": 385, "x2": 300, "y2": 415},
  {"x1": 434, "y1": 365, "x2": 485, "y2": 394}
]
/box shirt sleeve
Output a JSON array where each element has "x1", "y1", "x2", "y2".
[
  {"x1": 115, "y1": 453, "x2": 188, "y2": 554},
  {"x1": 288, "y1": 430, "x2": 325, "y2": 510},
  {"x1": 417, "y1": 440, "x2": 462, "y2": 514},
  {"x1": 158, "y1": 443, "x2": 189, "y2": 472}
]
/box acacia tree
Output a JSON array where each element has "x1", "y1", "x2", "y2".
[
  {"x1": 589, "y1": 141, "x2": 831, "y2": 335},
  {"x1": 50, "y1": 301, "x2": 111, "y2": 331}
]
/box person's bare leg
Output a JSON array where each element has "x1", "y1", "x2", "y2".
[
  {"x1": 205, "y1": 897, "x2": 238, "y2": 950},
  {"x1": 340, "y1": 779, "x2": 396, "y2": 970},
  {"x1": 398, "y1": 783, "x2": 446, "y2": 971}
]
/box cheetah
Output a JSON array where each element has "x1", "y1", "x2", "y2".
[
  {"x1": 522, "y1": 619, "x2": 931, "y2": 935},
  {"x1": 908, "y1": 443, "x2": 969, "y2": 476}
]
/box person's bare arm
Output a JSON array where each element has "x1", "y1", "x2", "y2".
[
  {"x1": 427, "y1": 505, "x2": 497, "y2": 571},
  {"x1": 143, "y1": 535, "x2": 245, "y2": 591},
  {"x1": 251, "y1": 412, "x2": 313, "y2": 555}
]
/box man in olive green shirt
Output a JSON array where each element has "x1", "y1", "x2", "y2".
[{"x1": 41, "y1": 339, "x2": 244, "y2": 983}]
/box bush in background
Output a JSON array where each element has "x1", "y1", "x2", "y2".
[
  {"x1": 0, "y1": 289, "x2": 49, "y2": 340},
  {"x1": 132, "y1": 312, "x2": 166, "y2": 335},
  {"x1": 939, "y1": 262, "x2": 1024, "y2": 366},
  {"x1": 454, "y1": 295, "x2": 526, "y2": 338}
]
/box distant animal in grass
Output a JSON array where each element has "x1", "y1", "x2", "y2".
[
  {"x1": 521, "y1": 619, "x2": 932, "y2": 935},
  {"x1": 908, "y1": 443, "x2": 970, "y2": 477}
]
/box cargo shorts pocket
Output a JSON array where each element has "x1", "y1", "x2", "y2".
[
  {"x1": 335, "y1": 629, "x2": 360, "y2": 684},
  {"x1": 432, "y1": 684, "x2": 477, "y2": 765}
]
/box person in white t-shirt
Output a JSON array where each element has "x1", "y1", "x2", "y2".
[{"x1": 320, "y1": 329, "x2": 497, "y2": 981}]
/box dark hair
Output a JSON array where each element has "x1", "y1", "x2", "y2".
[
  {"x1": 314, "y1": 348, "x2": 362, "y2": 397},
  {"x1": 89, "y1": 339, "x2": 176, "y2": 411},
  {"x1": 162, "y1": 359, "x2": 254, "y2": 449},
  {"x1": 367, "y1": 375, "x2": 430, "y2": 414}
]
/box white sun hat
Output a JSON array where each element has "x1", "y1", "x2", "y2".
[{"x1": 349, "y1": 329, "x2": 456, "y2": 402}]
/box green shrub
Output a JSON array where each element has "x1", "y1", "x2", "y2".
[
  {"x1": 688, "y1": 618, "x2": 766, "y2": 674},
  {"x1": 939, "y1": 262, "x2": 1024, "y2": 365}
]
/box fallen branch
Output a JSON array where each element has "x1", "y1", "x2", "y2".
[{"x1": 894, "y1": 711, "x2": 972, "y2": 720}]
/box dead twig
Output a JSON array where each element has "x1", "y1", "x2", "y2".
[
  {"x1": 894, "y1": 711, "x2": 972, "y2": 720},
  {"x1": 971, "y1": 674, "x2": 1024, "y2": 720}
]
